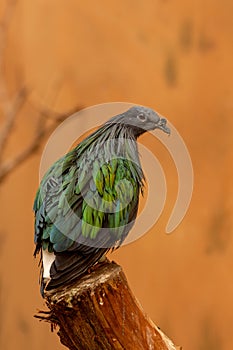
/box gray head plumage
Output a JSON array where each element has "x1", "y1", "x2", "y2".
[{"x1": 105, "y1": 105, "x2": 170, "y2": 137}]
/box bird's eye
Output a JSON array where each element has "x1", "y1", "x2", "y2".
[{"x1": 137, "y1": 114, "x2": 147, "y2": 122}]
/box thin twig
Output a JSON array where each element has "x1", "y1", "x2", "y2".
[
  {"x1": 0, "y1": 87, "x2": 28, "y2": 157},
  {"x1": 38, "y1": 104, "x2": 83, "y2": 123},
  {"x1": 0, "y1": 104, "x2": 82, "y2": 183}
]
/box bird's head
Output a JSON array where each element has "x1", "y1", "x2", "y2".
[{"x1": 106, "y1": 106, "x2": 170, "y2": 138}]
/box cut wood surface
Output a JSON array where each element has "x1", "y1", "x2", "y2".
[{"x1": 36, "y1": 260, "x2": 181, "y2": 350}]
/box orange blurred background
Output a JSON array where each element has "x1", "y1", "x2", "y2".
[{"x1": 0, "y1": 1, "x2": 233, "y2": 349}]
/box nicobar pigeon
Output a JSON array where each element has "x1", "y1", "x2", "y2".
[{"x1": 33, "y1": 106, "x2": 170, "y2": 295}]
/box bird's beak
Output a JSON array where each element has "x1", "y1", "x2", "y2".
[{"x1": 156, "y1": 118, "x2": 170, "y2": 135}]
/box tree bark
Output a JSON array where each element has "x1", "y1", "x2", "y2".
[{"x1": 36, "y1": 259, "x2": 181, "y2": 350}]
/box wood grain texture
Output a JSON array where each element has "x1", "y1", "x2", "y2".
[{"x1": 37, "y1": 260, "x2": 181, "y2": 350}]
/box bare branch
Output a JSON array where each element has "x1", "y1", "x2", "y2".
[
  {"x1": 0, "y1": 115, "x2": 45, "y2": 182},
  {"x1": 37, "y1": 104, "x2": 83, "y2": 123},
  {"x1": 0, "y1": 104, "x2": 83, "y2": 183},
  {"x1": 0, "y1": 87, "x2": 28, "y2": 159}
]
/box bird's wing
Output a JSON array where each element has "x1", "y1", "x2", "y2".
[
  {"x1": 34, "y1": 150, "x2": 141, "y2": 255},
  {"x1": 33, "y1": 150, "x2": 85, "y2": 254}
]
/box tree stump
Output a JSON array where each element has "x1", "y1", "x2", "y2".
[{"x1": 36, "y1": 259, "x2": 181, "y2": 350}]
